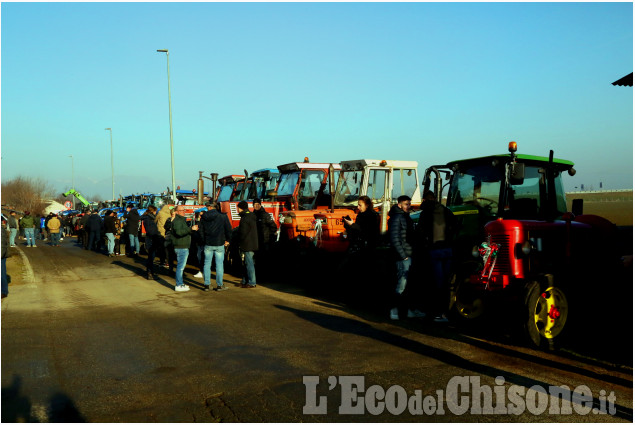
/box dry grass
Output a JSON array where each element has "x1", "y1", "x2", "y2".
[{"x1": 567, "y1": 191, "x2": 633, "y2": 226}]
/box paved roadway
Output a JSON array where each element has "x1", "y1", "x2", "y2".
[{"x1": 2, "y1": 237, "x2": 632, "y2": 422}]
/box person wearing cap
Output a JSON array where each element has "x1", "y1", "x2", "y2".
[
  {"x1": 46, "y1": 213, "x2": 62, "y2": 247},
  {"x1": 237, "y1": 200, "x2": 258, "y2": 288},
  {"x1": 252, "y1": 198, "x2": 277, "y2": 279},
  {"x1": 199, "y1": 201, "x2": 232, "y2": 291},
  {"x1": 19, "y1": 211, "x2": 37, "y2": 247}
]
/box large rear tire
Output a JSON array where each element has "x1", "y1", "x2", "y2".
[{"x1": 524, "y1": 275, "x2": 569, "y2": 349}]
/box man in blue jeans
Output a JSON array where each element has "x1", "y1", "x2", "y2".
[
  {"x1": 388, "y1": 196, "x2": 426, "y2": 320},
  {"x1": 237, "y1": 201, "x2": 258, "y2": 288},
  {"x1": 171, "y1": 206, "x2": 198, "y2": 292},
  {"x1": 199, "y1": 202, "x2": 232, "y2": 291}
]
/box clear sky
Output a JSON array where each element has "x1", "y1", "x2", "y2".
[{"x1": 1, "y1": 2, "x2": 632, "y2": 200}]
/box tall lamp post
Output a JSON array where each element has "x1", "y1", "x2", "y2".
[
  {"x1": 104, "y1": 128, "x2": 115, "y2": 200},
  {"x1": 69, "y1": 155, "x2": 75, "y2": 210},
  {"x1": 156, "y1": 49, "x2": 176, "y2": 203}
]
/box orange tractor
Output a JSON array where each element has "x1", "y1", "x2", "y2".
[{"x1": 275, "y1": 160, "x2": 341, "y2": 246}]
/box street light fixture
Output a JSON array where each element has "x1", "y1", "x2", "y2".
[
  {"x1": 104, "y1": 128, "x2": 115, "y2": 200},
  {"x1": 156, "y1": 48, "x2": 176, "y2": 203}
]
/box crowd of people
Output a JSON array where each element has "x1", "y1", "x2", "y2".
[{"x1": 3, "y1": 193, "x2": 455, "y2": 320}]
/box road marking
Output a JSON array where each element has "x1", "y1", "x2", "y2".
[{"x1": 14, "y1": 246, "x2": 35, "y2": 284}]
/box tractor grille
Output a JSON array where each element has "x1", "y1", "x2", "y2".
[{"x1": 491, "y1": 234, "x2": 511, "y2": 274}]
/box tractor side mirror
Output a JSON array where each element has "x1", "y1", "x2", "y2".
[
  {"x1": 510, "y1": 163, "x2": 525, "y2": 185},
  {"x1": 572, "y1": 198, "x2": 583, "y2": 216}
]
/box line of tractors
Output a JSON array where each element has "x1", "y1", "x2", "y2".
[{"x1": 63, "y1": 142, "x2": 632, "y2": 349}]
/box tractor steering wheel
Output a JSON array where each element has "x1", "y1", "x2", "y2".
[{"x1": 475, "y1": 197, "x2": 499, "y2": 209}]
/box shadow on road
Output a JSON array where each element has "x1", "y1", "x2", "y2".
[
  {"x1": 274, "y1": 304, "x2": 633, "y2": 421},
  {"x1": 1, "y1": 374, "x2": 85, "y2": 422}
]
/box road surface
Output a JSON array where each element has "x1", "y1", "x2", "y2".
[{"x1": 2, "y1": 237, "x2": 632, "y2": 422}]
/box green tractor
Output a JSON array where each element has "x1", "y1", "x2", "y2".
[{"x1": 418, "y1": 142, "x2": 625, "y2": 348}]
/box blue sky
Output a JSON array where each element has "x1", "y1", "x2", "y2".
[{"x1": 1, "y1": 2, "x2": 632, "y2": 200}]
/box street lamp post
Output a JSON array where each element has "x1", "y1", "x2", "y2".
[
  {"x1": 156, "y1": 49, "x2": 177, "y2": 203},
  {"x1": 69, "y1": 155, "x2": 75, "y2": 210},
  {"x1": 104, "y1": 128, "x2": 114, "y2": 200}
]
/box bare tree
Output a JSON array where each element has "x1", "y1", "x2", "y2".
[{"x1": 1, "y1": 176, "x2": 56, "y2": 215}]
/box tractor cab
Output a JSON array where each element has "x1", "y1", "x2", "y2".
[
  {"x1": 276, "y1": 160, "x2": 341, "y2": 245},
  {"x1": 218, "y1": 170, "x2": 280, "y2": 229},
  {"x1": 421, "y1": 142, "x2": 575, "y2": 247},
  {"x1": 216, "y1": 175, "x2": 245, "y2": 203},
  {"x1": 248, "y1": 168, "x2": 280, "y2": 201},
  {"x1": 312, "y1": 159, "x2": 421, "y2": 252}
]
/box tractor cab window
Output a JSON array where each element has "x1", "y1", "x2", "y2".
[
  {"x1": 236, "y1": 181, "x2": 252, "y2": 201},
  {"x1": 508, "y1": 166, "x2": 567, "y2": 218},
  {"x1": 367, "y1": 169, "x2": 388, "y2": 204},
  {"x1": 250, "y1": 174, "x2": 279, "y2": 199},
  {"x1": 217, "y1": 185, "x2": 234, "y2": 202},
  {"x1": 334, "y1": 170, "x2": 363, "y2": 206},
  {"x1": 391, "y1": 168, "x2": 418, "y2": 203},
  {"x1": 231, "y1": 182, "x2": 245, "y2": 201},
  {"x1": 448, "y1": 165, "x2": 502, "y2": 216},
  {"x1": 298, "y1": 170, "x2": 325, "y2": 208},
  {"x1": 277, "y1": 172, "x2": 300, "y2": 197}
]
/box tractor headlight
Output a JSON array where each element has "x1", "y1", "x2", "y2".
[
  {"x1": 283, "y1": 216, "x2": 293, "y2": 225},
  {"x1": 521, "y1": 241, "x2": 532, "y2": 255},
  {"x1": 471, "y1": 245, "x2": 480, "y2": 258}
]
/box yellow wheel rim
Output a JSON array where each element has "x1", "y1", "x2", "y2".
[{"x1": 533, "y1": 286, "x2": 568, "y2": 339}]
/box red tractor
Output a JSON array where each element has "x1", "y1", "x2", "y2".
[{"x1": 448, "y1": 142, "x2": 627, "y2": 348}]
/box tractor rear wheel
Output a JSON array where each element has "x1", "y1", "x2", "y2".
[
  {"x1": 450, "y1": 273, "x2": 486, "y2": 321},
  {"x1": 524, "y1": 276, "x2": 569, "y2": 349}
]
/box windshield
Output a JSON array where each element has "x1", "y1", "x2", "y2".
[
  {"x1": 217, "y1": 184, "x2": 234, "y2": 202},
  {"x1": 334, "y1": 170, "x2": 363, "y2": 206},
  {"x1": 249, "y1": 174, "x2": 280, "y2": 199},
  {"x1": 236, "y1": 181, "x2": 252, "y2": 201},
  {"x1": 447, "y1": 163, "x2": 567, "y2": 217},
  {"x1": 298, "y1": 170, "x2": 326, "y2": 207},
  {"x1": 277, "y1": 172, "x2": 300, "y2": 197}
]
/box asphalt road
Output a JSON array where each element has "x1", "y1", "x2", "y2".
[{"x1": 2, "y1": 237, "x2": 632, "y2": 422}]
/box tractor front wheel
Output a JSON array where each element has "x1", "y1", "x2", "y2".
[{"x1": 524, "y1": 277, "x2": 569, "y2": 349}]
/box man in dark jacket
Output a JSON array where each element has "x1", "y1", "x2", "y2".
[
  {"x1": 79, "y1": 213, "x2": 91, "y2": 249},
  {"x1": 124, "y1": 204, "x2": 141, "y2": 256},
  {"x1": 199, "y1": 202, "x2": 232, "y2": 291},
  {"x1": 252, "y1": 198, "x2": 277, "y2": 280},
  {"x1": 104, "y1": 210, "x2": 117, "y2": 257},
  {"x1": 141, "y1": 206, "x2": 160, "y2": 279},
  {"x1": 237, "y1": 201, "x2": 258, "y2": 288},
  {"x1": 85, "y1": 210, "x2": 103, "y2": 252},
  {"x1": 416, "y1": 191, "x2": 457, "y2": 323},
  {"x1": 171, "y1": 205, "x2": 198, "y2": 292},
  {"x1": 388, "y1": 195, "x2": 425, "y2": 320}
]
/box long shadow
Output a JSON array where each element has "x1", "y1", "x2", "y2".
[
  {"x1": 2, "y1": 375, "x2": 33, "y2": 422},
  {"x1": 274, "y1": 304, "x2": 633, "y2": 421},
  {"x1": 110, "y1": 260, "x2": 175, "y2": 291},
  {"x1": 48, "y1": 392, "x2": 86, "y2": 422},
  {"x1": 310, "y1": 299, "x2": 633, "y2": 385}
]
